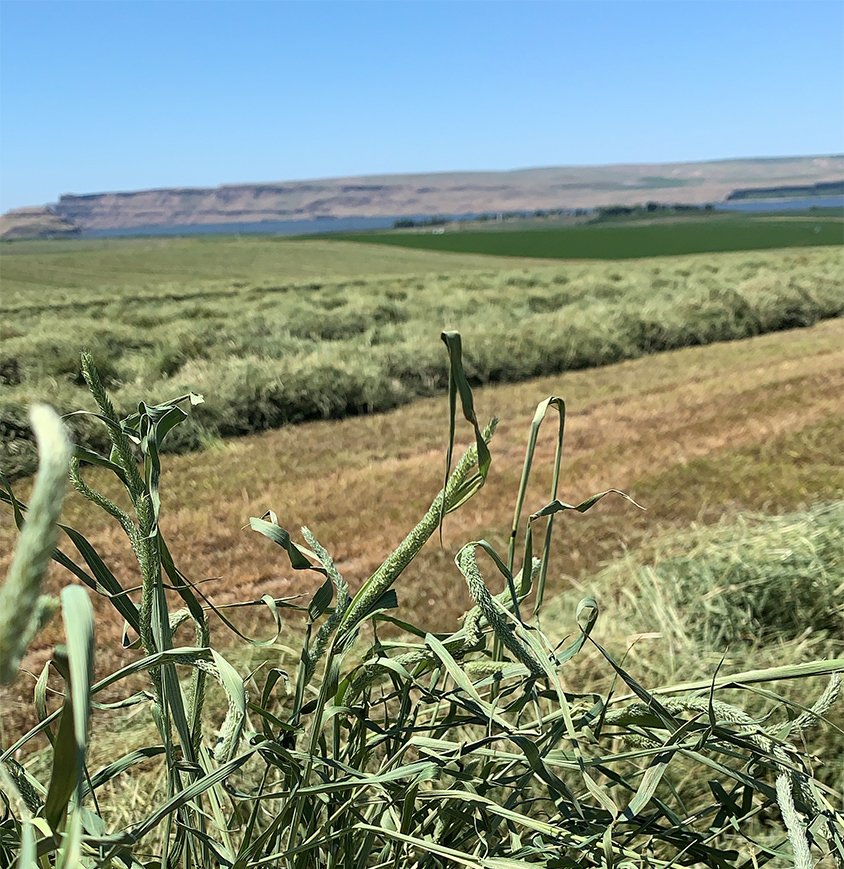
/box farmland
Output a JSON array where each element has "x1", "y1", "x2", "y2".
[
  {"x1": 2, "y1": 231, "x2": 842, "y2": 651},
  {"x1": 329, "y1": 212, "x2": 844, "y2": 259},
  {"x1": 1, "y1": 236, "x2": 841, "y2": 478},
  {"x1": 1, "y1": 229, "x2": 843, "y2": 866},
  {"x1": 3, "y1": 316, "x2": 842, "y2": 689},
  {"x1": 2, "y1": 316, "x2": 842, "y2": 865}
]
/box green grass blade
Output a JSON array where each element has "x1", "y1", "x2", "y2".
[
  {"x1": 506, "y1": 396, "x2": 566, "y2": 612},
  {"x1": 250, "y1": 514, "x2": 323, "y2": 572},
  {"x1": 43, "y1": 586, "x2": 94, "y2": 833},
  {"x1": 16, "y1": 821, "x2": 36, "y2": 869},
  {"x1": 439, "y1": 331, "x2": 492, "y2": 535},
  {"x1": 0, "y1": 406, "x2": 71, "y2": 685}
]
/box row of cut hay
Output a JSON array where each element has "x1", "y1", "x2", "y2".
[
  {"x1": 2, "y1": 248, "x2": 842, "y2": 478},
  {"x1": 544, "y1": 500, "x2": 844, "y2": 790}
]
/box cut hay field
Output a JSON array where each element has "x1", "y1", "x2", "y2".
[
  {"x1": 1, "y1": 237, "x2": 841, "y2": 478},
  {"x1": 2, "y1": 234, "x2": 843, "y2": 867},
  {"x1": 329, "y1": 213, "x2": 844, "y2": 259},
  {"x1": 0, "y1": 235, "x2": 529, "y2": 299},
  {"x1": 2, "y1": 318, "x2": 842, "y2": 723}
]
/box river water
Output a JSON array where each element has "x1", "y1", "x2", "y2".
[
  {"x1": 715, "y1": 194, "x2": 844, "y2": 212},
  {"x1": 80, "y1": 197, "x2": 843, "y2": 239}
]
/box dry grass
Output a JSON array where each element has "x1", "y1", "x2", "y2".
[{"x1": 538, "y1": 503, "x2": 844, "y2": 813}]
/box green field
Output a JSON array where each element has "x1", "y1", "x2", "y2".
[
  {"x1": 2, "y1": 241, "x2": 841, "y2": 478},
  {"x1": 329, "y1": 214, "x2": 844, "y2": 259}
]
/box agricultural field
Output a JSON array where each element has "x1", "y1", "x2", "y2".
[
  {"x1": 329, "y1": 212, "x2": 844, "y2": 259},
  {"x1": 3, "y1": 316, "x2": 842, "y2": 657},
  {"x1": 1, "y1": 231, "x2": 843, "y2": 866},
  {"x1": 1, "y1": 236, "x2": 842, "y2": 478},
  {"x1": 2, "y1": 320, "x2": 843, "y2": 866}
]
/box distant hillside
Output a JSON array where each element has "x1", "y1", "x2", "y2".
[
  {"x1": 3, "y1": 155, "x2": 843, "y2": 237},
  {"x1": 0, "y1": 207, "x2": 80, "y2": 240},
  {"x1": 726, "y1": 179, "x2": 844, "y2": 200}
]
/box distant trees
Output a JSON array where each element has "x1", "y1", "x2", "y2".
[
  {"x1": 591, "y1": 202, "x2": 714, "y2": 223},
  {"x1": 392, "y1": 202, "x2": 717, "y2": 231},
  {"x1": 392, "y1": 216, "x2": 448, "y2": 229},
  {"x1": 392, "y1": 207, "x2": 590, "y2": 229}
]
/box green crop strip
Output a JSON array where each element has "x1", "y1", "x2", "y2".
[{"x1": 329, "y1": 215, "x2": 844, "y2": 259}]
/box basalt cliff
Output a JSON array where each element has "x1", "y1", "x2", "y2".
[{"x1": 3, "y1": 155, "x2": 842, "y2": 239}]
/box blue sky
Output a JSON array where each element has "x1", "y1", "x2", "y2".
[{"x1": 1, "y1": 0, "x2": 842, "y2": 210}]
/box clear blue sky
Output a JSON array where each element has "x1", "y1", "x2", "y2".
[{"x1": 1, "y1": 0, "x2": 842, "y2": 210}]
